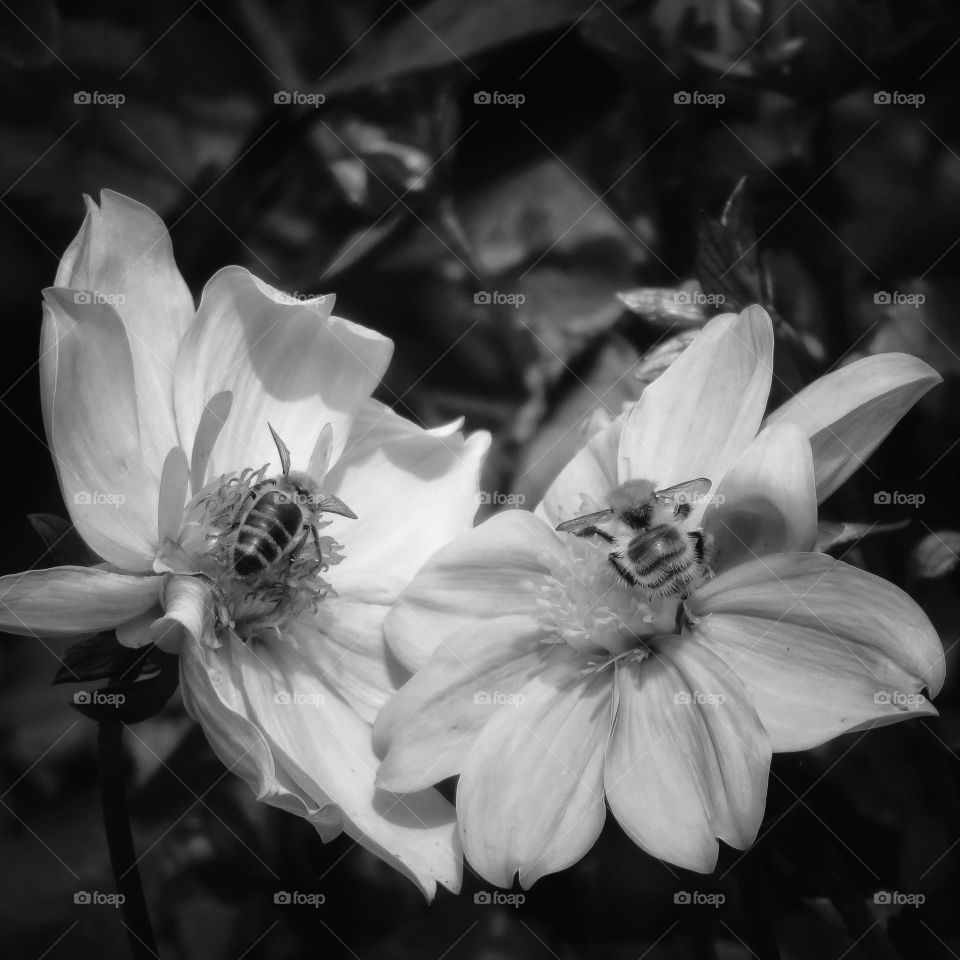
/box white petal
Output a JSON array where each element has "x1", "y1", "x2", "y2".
[
  {"x1": 324, "y1": 399, "x2": 490, "y2": 585},
  {"x1": 617, "y1": 306, "x2": 774, "y2": 488},
  {"x1": 375, "y1": 615, "x2": 551, "y2": 792},
  {"x1": 690, "y1": 553, "x2": 945, "y2": 751},
  {"x1": 703, "y1": 422, "x2": 817, "y2": 573},
  {"x1": 228, "y1": 636, "x2": 461, "y2": 899},
  {"x1": 55, "y1": 191, "x2": 193, "y2": 462},
  {"x1": 151, "y1": 574, "x2": 209, "y2": 652},
  {"x1": 41, "y1": 291, "x2": 162, "y2": 569},
  {"x1": 303, "y1": 574, "x2": 407, "y2": 724},
  {"x1": 537, "y1": 413, "x2": 624, "y2": 527},
  {"x1": 174, "y1": 266, "x2": 392, "y2": 479},
  {"x1": 604, "y1": 641, "x2": 770, "y2": 871},
  {"x1": 457, "y1": 652, "x2": 611, "y2": 888},
  {"x1": 179, "y1": 632, "x2": 339, "y2": 829},
  {"x1": 0, "y1": 566, "x2": 159, "y2": 637},
  {"x1": 383, "y1": 510, "x2": 566, "y2": 672},
  {"x1": 763, "y1": 353, "x2": 941, "y2": 502}
]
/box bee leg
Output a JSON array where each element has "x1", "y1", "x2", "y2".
[
  {"x1": 609, "y1": 554, "x2": 639, "y2": 586},
  {"x1": 674, "y1": 501, "x2": 693, "y2": 521},
  {"x1": 577, "y1": 525, "x2": 615, "y2": 543}
]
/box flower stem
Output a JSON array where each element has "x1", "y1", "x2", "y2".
[{"x1": 98, "y1": 721, "x2": 159, "y2": 960}]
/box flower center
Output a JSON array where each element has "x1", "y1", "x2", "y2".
[
  {"x1": 181, "y1": 464, "x2": 347, "y2": 646},
  {"x1": 536, "y1": 537, "x2": 681, "y2": 662}
]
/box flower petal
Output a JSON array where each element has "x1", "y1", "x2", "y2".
[
  {"x1": 703, "y1": 422, "x2": 817, "y2": 573},
  {"x1": 180, "y1": 632, "x2": 341, "y2": 831},
  {"x1": 604, "y1": 641, "x2": 770, "y2": 872},
  {"x1": 383, "y1": 510, "x2": 566, "y2": 672},
  {"x1": 41, "y1": 291, "x2": 162, "y2": 569},
  {"x1": 306, "y1": 573, "x2": 408, "y2": 724},
  {"x1": 617, "y1": 306, "x2": 774, "y2": 488},
  {"x1": 323, "y1": 399, "x2": 490, "y2": 585},
  {"x1": 375, "y1": 615, "x2": 551, "y2": 792},
  {"x1": 0, "y1": 566, "x2": 159, "y2": 637},
  {"x1": 55, "y1": 190, "x2": 194, "y2": 462},
  {"x1": 227, "y1": 631, "x2": 461, "y2": 899},
  {"x1": 456, "y1": 652, "x2": 611, "y2": 888},
  {"x1": 151, "y1": 574, "x2": 209, "y2": 652},
  {"x1": 173, "y1": 267, "x2": 392, "y2": 480},
  {"x1": 689, "y1": 553, "x2": 945, "y2": 751},
  {"x1": 537, "y1": 413, "x2": 624, "y2": 527},
  {"x1": 763, "y1": 353, "x2": 941, "y2": 502}
]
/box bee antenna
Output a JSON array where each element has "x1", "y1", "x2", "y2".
[{"x1": 268, "y1": 423, "x2": 291, "y2": 476}]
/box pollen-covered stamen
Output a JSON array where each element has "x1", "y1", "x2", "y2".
[
  {"x1": 535, "y1": 538, "x2": 680, "y2": 660},
  {"x1": 181, "y1": 463, "x2": 348, "y2": 646}
]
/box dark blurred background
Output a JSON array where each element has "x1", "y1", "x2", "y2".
[{"x1": 3, "y1": 1, "x2": 960, "y2": 957}]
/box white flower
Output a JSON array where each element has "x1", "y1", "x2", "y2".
[
  {"x1": 0, "y1": 190, "x2": 489, "y2": 898},
  {"x1": 375, "y1": 305, "x2": 944, "y2": 887}
]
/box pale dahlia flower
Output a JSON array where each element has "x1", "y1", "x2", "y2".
[
  {"x1": 0, "y1": 191, "x2": 489, "y2": 898},
  {"x1": 375, "y1": 305, "x2": 945, "y2": 887}
]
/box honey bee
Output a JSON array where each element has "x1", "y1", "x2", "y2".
[
  {"x1": 232, "y1": 425, "x2": 356, "y2": 580},
  {"x1": 556, "y1": 478, "x2": 712, "y2": 599}
]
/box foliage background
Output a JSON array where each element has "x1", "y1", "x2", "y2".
[{"x1": 2, "y1": 1, "x2": 960, "y2": 957}]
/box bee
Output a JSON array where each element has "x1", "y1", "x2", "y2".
[
  {"x1": 232, "y1": 425, "x2": 356, "y2": 580},
  {"x1": 555, "y1": 478, "x2": 712, "y2": 599}
]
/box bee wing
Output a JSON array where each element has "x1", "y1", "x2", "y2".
[
  {"x1": 319, "y1": 494, "x2": 358, "y2": 520},
  {"x1": 654, "y1": 477, "x2": 712, "y2": 505},
  {"x1": 555, "y1": 508, "x2": 615, "y2": 534}
]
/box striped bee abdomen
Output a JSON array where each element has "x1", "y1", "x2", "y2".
[{"x1": 233, "y1": 490, "x2": 304, "y2": 578}]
